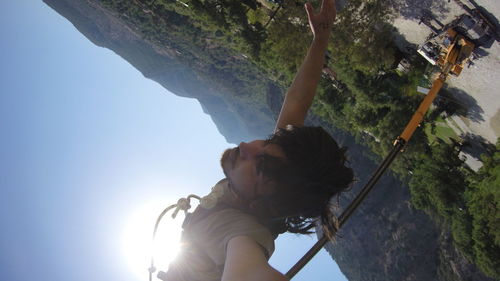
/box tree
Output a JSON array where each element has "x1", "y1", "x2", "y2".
[{"x1": 465, "y1": 139, "x2": 500, "y2": 279}]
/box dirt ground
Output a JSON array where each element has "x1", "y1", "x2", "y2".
[{"x1": 390, "y1": 0, "x2": 500, "y2": 152}]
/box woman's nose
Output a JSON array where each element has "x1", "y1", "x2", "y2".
[{"x1": 238, "y1": 140, "x2": 263, "y2": 159}]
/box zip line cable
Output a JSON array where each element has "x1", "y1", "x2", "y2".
[{"x1": 286, "y1": 139, "x2": 404, "y2": 279}]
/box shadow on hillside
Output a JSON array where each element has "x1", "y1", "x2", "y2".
[
  {"x1": 391, "y1": 0, "x2": 449, "y2": 20},
  {"x1": 437, "y1": 86, "x2": 484, "y2": 122},
  {"x1": 460, "y1": 132, "x2": 495, "y2": 161},
  {"x1": 391, "y1": 23, "x2": 424, "y2": 56},
  {"x1": 266, "y1": 82, "x2": 284, "y2": 118},
  {"x1": 469, "y1": 47, "x2": 491, "y2": 68},
  {"x1": 469, "y1": 0, "x2": 500, "y2": 38}
]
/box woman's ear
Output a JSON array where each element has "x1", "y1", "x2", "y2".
[
  {"x1": 259, "y1": 179, "x2": 278, "y2": 197},
  {"x1": 248, "y1": 199, "x2": 270, "y2": 217},
  {"x1": 248, "y1": 196, "x2": 282, "y2": 218}
]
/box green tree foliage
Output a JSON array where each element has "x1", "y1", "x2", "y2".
[
  {"x1": 330, "y1": 0, "x2": 397, "y2": 75},
  {"x1": 260, "y1": 5, "x2": 310, "y2": 82},
  {"x1": 408, "y1": 138, "x2": 500, "y2": 279},
  {"x1": 450, "y1": 209, "x2": 474, "y2": 260},
  {"x1": 465, "y1": 139, "x2": 500, "y2": 278},
  {"x1": 408, "y1": 140, "x2": 467, "y2": 217}
]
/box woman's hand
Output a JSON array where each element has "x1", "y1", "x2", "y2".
[
  {"x1": 274, "y1": 0, "x2": 336, "y2": 131},
  {"x1": 304, "y1": 0, "x2": 336, "y2": 42}
]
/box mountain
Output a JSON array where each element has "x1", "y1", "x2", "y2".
[
  {"x1": 43, "y1": 0, "x2": 280, "y2": 144},
  {"x1": 42, "y1": 1, "x2": 495, "y2": 280}
]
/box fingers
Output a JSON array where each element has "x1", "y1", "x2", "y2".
[
  {"x1": 323, "y1": 0, "x2": 336, "y2": 24},
  {"x1": 322, "y1": 0, "x2": 335, "y2": 17}
]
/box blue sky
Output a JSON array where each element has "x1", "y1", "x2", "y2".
[{"x1": 0, "y1": 1, "x2": 347, "y2": 281}]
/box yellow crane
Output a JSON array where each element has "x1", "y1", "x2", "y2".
[{"x1": 401, "y1": 27, "x2": 475, "y2": 143}]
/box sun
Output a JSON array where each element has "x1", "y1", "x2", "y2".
[{"x1": 121, "y1": 200, "x2": 184, "y2": 280}]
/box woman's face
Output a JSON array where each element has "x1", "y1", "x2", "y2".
[{"x1": 220, "y1": 140, "x2": 285, "y2": 200}]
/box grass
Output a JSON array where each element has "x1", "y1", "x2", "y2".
[{"x1": 425, "y1": 115, "x2": 461, "y2": 145}]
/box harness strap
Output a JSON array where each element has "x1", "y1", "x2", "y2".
[{"x1": 148, "y1": 194, "x2": 201, "y2": 281}]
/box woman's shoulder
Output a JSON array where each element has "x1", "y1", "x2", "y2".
[{"x1": 185, "y1": 204, "x2": 276, "y2": 263}]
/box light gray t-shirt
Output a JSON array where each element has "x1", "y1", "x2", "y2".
[{"x1": 160, "y1": 207, "x2": 275, "y2": 281}]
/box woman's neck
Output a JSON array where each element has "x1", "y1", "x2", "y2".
[{"x1": 219, "y1": 179, "x2": 248, "y2": 209}]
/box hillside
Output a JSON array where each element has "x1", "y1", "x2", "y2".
[{"x1": 43, "y1": 0, "x2": 280, "y2": 144}]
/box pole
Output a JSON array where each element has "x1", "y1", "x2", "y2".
[
  {"x1": 285, "y1": 140, "x2": 404, "y2": 279},
  {"x1": 285, "y1": 72, "x2": 448, "y2": 279}
]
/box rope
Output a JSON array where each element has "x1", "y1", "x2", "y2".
[{"x1": 148, "y1": 194, "x2": 201, "y2": 281}]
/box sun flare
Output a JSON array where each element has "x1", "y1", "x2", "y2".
[{"x1": 121, "y1": 200, "x2": 184, "y2": 280}]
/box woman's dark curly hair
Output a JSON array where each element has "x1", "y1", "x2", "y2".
[{"x1": 249, "y1": 125, "x2": 354, "y2": 240}]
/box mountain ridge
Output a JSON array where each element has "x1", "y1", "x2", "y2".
[{"x1": 44, "y1": 0, "x2": 277, "y2": 144}]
